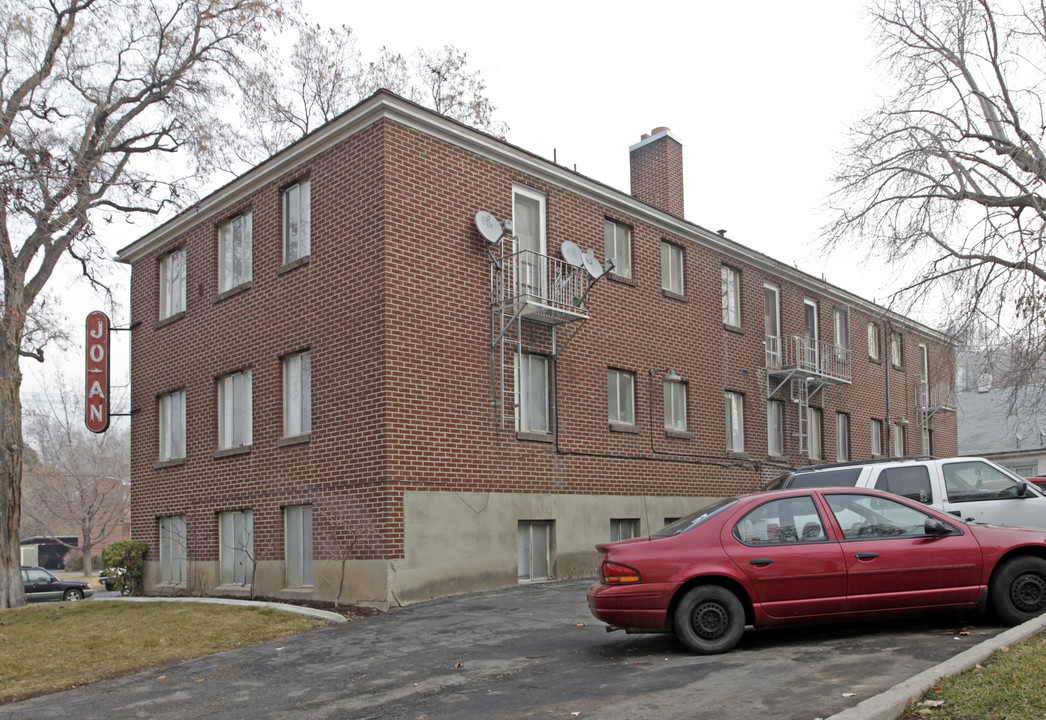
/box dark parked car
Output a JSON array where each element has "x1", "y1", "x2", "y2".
[
  {"x1": 21, "y1": 566, "x2": 94, "y2": 602},
  {"x1": 588, "y1": 488, "x2": 1046, "y2": 654}
]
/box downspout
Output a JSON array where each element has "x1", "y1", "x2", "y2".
[{"x1": 885, "y1": 321, "x2": 892, "y2": 457}]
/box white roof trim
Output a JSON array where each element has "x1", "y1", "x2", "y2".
[{"x1": 116, "y1": 92, "x2": 951, "y2": 343}]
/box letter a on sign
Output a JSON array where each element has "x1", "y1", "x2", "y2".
[{"x1": 85, "y1": 311, "x2": 110, "y2": 433}]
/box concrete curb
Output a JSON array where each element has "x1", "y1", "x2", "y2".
[
  {"x1": 92, "y1": 595, "x2": 347, "y2": 624},
  {"x1": 824, "y1": 614, "x2": 1046, "y2": 720}
]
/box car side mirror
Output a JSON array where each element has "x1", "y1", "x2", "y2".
[
  {"x1": 924, "y1": 517, "x2": 952, "y2": 536},
  {"x1": 1016, "y1": 481, "x2": 1028, "y2": 498}
]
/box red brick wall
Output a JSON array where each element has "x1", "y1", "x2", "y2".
[
  {"x1": 127, "y1": 114, "x2": 957, "y2": 579},
  {"x1": 629, "y1": 132, "x2": 685, "y2": 217}
]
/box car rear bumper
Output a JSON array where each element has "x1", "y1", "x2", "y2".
[{"x1": 587, "y1": 581, "x2": 674, "y2": 631}]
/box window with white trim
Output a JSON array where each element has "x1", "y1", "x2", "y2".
[
  {"x1": 283, "y1": 180, "x2": 311, "y2": 263},
  {"x1": 893, "y1": 422, "x2": 906, "y2": 456},
  {"x1": 661, "y1": 241, "x2": 684, "y2": 295},
  {"x1": 767, "y1": 399, "x2": 784, "y2": 457},
  {"x1": 868, "y1": 322, "x2": 880, "y2": 361},
  {"x1": 808, "y1": 407, "x2": 823, "y2": 460},
  {"x1": 608, "y1": 369, "x2": 635, "y2": 425},
  {"x1": 218, "y1": 370, "x2": 252, "y2": 449},
  {"x1": 218, "y1": 213, "x2": 252, "y2": 292},
  {"x1": 610, "y1": 518, "x2": 640, "y2": 541},
  {"x1": 159, "y1": 515, "x2": 187, "y2": 585},
  {"x1": 871, "y1": 418, "x2": 884, "y2": 456},
  {"x1": 891, "y1": 330, "x2": 903, "y2": 368},
  {"x1": 283, "y1": 352, "x2": 311, "y2": 438},
  {"x1": 516, "y1": 353, "x2": 549, "y2": 433},
  {"x1": 219, "y1": 509, "x2": 253, "y2": 586},
  {"x1": 664, "y1": 378, "x2": 686, "y2": 431},
  {"x1": 159, "y1": 390, "x2": 186, "y2": 461},
  {"x1": 517, "y1": 520, "x2": 552, "y2": 581},
  {"x1": 726, "y1": 391, "x2": 744, "y2": 452},
  {"x1": 284, "y1": 505, "x2": 313, "y2": 587},
  {"x1": 833, "y1": 306, "x2": 850, "y2": 361},
  {"x1": 836, "y1": 412, "x2": 850, "y2": 462},
  {"x1": 721, "y1": 265, "x2": 741, "y2": 327},
  {"x1": 160, "y1": 249, "x2": 186, "y2": 320},
  {"x1": 764, "y1": 284, "x2": 781, "y2": 369},
  {"x1": 604, "y1": 220, "x2": 632, "y2": 278}
]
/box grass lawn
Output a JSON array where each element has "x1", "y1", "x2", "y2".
[
  {"x1": 0, "y1": 600, "x2": 328, "y2": 703},
  {"x1": 901, "y1": 634, "x2": 1046, "y2": 719}
]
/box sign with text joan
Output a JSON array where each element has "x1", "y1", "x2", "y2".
[{"x1": 85, "y1": 310, "x2": 110, "y2": 433}]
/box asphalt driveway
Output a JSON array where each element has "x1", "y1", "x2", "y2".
[{"x1": 1, "y1": 579, "x2": 1005, "y2": 719}]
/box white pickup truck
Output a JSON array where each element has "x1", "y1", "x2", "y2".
[{"x1": 766, "y1": 456, "x2": 1046, "y2": 529}]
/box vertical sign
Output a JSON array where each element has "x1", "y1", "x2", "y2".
[{"x1": 85, "y1": 311, "x2": 110, "y2": 433}]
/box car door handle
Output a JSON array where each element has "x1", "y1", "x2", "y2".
[
  {"x1": 855, "y1": 552, "x2": 879, "y2": 560},
  {"x1": 749, "y1": 559, "x2": 774, "y2": 566},
  {"x1": 948, "y1": 511, "x2": 961, "y2": 517}
]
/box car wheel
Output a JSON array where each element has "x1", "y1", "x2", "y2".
[
  {"x1": 673, "y1": 585, "x2": 745, "y2": 654},
  {"x1": 990, "y1": 556, "x2": 1046, "y2": 625},
  {"x1": 104, "y1": 582, "x2": 113, "y2": 591},
  {"x1": 63, "y1": 588, "x2": 84, "y2": 602}
]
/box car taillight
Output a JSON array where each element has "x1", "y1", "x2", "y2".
[{"x1": 601, "y1": 560, "x2": 641, "y2": 584}]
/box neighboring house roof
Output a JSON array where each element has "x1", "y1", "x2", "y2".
[{"x1": 957, "y1": 388, "x2": 1046, "y2": 456}]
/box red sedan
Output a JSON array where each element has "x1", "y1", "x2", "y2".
[{"x1": 587, "y1": 488, "x2": 1046, "y2": 654}]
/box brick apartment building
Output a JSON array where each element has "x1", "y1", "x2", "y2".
[{"x1": 117, "y1": 91, "x2": 957, "y2": 606}]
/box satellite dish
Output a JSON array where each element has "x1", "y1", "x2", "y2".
[
  {"x1": 560, "y1": 241, "x2": 585, "y2": 269},
  {"x1": 581, "y1": 253, "x2": 604, "y2": 279},
  {"x1": 475, "y1": 211, "x2": 504, "y2": 245}
]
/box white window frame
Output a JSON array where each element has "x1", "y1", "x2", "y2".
[
  {"x1": 808, "y1": 407, "x2": 823, "y2": 460},
  {"x1": 283, "y1": 352, "x2": 312, "y2": 438},
  {"x1": 836, "y1": 412, "x2": 850, "y2": 462},
  {"x1": 159, "y1": 390, "x2": 186, "y2": 461},
  {"x1": 604, "y1": 219, "x2": 632, "y2": 278},
  {"x1": 513, "y1": 186, "x2": 547, "y2": 299},
  {"x1": 764, "y1": 283, "x2": 781, "y2": 369},
  {"x1": 159, "y1": 249, "x2": 186, "y2": 320},
  {"x1": 283, "y1": 179, "x2": 311, "y2": 263},
  {"x1": 219, "y1": 509, "x2": 254, "y2": 586},
  {"x1": 284, "y1": 505, "x2": 313, "y2": 588},
  {"x1": 661, "y1": 241, "x2": 684, "y2": 295},
  {"x1": 721, "y1": 265, "x2": 741, "y2": 327},
  {"x1": 891, "y1": 330, "x2": 903, "y2": 368},
  {"x1": 767, "y1": 399, "x2": 784, "y2": 457},
  {"x1": 803, "y1": 298, "x2": 819, "y2": 369},
  {"x1": 218, "y1": 370, "x2": 252, "y2": 449},
  {"x1": 871, "y1": 418, "x2": 884, "y2": 456},
  {"x1": 893, "y1": 422, "x2": 906, "y2": 457},
  {"x1": 610, "y1": 518, "x2": 640, "y2": 541},
  {"x1": 218, "y1": 213, "x2": 253, "y2": 292},
  {"x1": 517, "y1": 520, "x2": 552, "y2": 582},
  {"x1": 608, "y1": 369, "x2": 635, "y2": 425},
  {"x1": 725, "y1": 391, "x2": 744, "y2": 453},
  {"x1": 833, "y1": 306, "x2": 850, "y2": 361},
  {"x1": 516, "y1": 353, "x2": 549, "y2": 433},
  {"x1": 159, "y1": 515, "x2": 187, "y2": 585},
  {"x1": 868, "y1": 322, "x2": 880, "y2": 361},
  {"x1": 664, "y1": 378, "x2": 687, "y2": 432}
]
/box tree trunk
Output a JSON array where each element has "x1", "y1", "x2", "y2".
[{"x1": 0, "y1": 337, "x2": 26, "y2": 608}]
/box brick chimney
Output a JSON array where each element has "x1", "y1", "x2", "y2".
[{"x1": 629, "y1": 127, "x2": 684, "y2": 217}]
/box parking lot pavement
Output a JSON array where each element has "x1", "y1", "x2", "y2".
[{"x1": 0, "y1": 579, "x2": 1007, "y2": 720}]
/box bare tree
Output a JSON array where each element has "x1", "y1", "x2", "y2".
[
  {"x1": 22, "y1": 375, "x2": 129, "y2": 576},
  {"x1": 825, "y1": 0, "x2": 1046, "y2": 402},
  {"x1": 234, "y1": 22, "x2": 507, "y2": 164},
  {"x1": 0, "y1": 0, "x2": 287, "y2": 608}
]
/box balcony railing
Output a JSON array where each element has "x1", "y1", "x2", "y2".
[
  {"x1": 491, "y1": 249, "x2": 589, "y2": 325},
  {"x1": 766, "y1": 334, "x2": 851, "y2": 384},
  {"x1": 918, "y1": 378, "x2": 956, "y2": 412}
]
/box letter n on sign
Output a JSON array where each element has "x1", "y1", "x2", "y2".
[{"x1": 85, "y1": 311, "x2": 110, "y2": 433}]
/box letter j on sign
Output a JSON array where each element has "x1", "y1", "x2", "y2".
[{"x1": 85, "y1": 311, "x2": 110, "y2": 433}]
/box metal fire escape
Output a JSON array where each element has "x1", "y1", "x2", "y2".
[
  {"x1": 763, "y1": 335, "x2": 852, "y2": 455},
  {"x1": 479, "y1": 211, "x2": 603, "y2": 430},
  {"x1": 916, "y1": 376, "x2": 957, "y2": 440}
]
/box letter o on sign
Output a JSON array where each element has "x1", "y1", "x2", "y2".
[{"x1": 85, "y1": 311, "x2": 110, "y2": 433}]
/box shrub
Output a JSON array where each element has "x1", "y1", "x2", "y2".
[{"x1": 101, "y1": 541, "x2": 147, "y2": 596}]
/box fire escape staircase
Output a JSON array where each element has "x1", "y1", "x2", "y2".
[{"x1": 763, "y1": 335, "x2": 852, "y2": 455}]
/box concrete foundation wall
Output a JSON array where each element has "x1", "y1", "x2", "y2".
[{"x1": 391, "y1": 490, "x2": 717, "y2": 605}]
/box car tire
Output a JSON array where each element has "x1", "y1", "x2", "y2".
[
  {"x1": 63, "y1": 588, "x2": 84, "y2": 602},
  {"x1": 104, "y1": 582, "x2": 114, "y2": 591},
  {"x1": 990, "y1": 556, "x2": 1046, "y2": 625},
  {"x1": 673, "y1": 585, "x2": 745, "y2": 654}
]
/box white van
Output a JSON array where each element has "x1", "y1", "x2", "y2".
[{"x1": 766, "y1": 456, "x2": 1046, "y2": 529}]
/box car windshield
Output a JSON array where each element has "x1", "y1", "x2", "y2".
[{"x1": 653, "y1": 498, "x2": 737, "y2": 537}]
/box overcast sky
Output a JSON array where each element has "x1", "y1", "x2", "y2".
[{"x1": 27, "y1": 0, "x2": 899, "y2": 404}]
